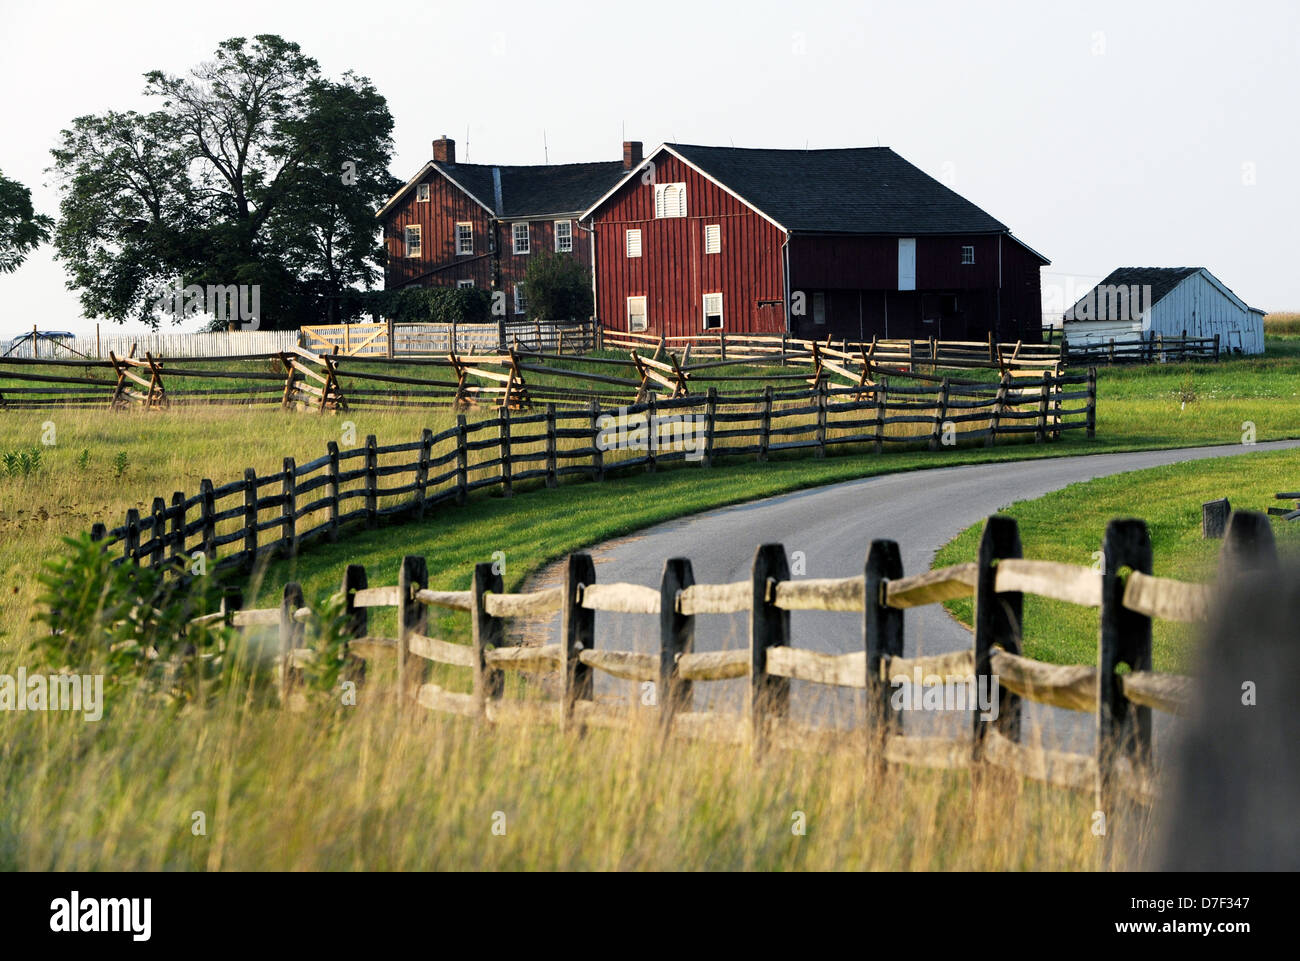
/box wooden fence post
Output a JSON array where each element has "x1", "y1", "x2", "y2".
[
  {"x1": 364, "y1": 435, "x2": 378, "y2": 528},
  {"x1": 973, "y1": 515, "x2": 1023, "y2": 754},
  {"x1": 278, "y1": 582, "x2": 305, "y2": 703},
  {"x1": 864, "y1": 539, "x2": 904, "y2": 745},
  {"x1": 659, "y1": 557, "x2": 694, "y2": 730},
  {"x1": 1097, "y1": 519, "x2": 1153, "y2": 848},
  {"x1": 124, "y1": 508, "x2": 140, "y2": 565},
  {"x1": 499, "y1": 411, "x2": 514, "y2": 495},
  {"x1": 929, "y1": 377, "x2": 950, "y2": 451},
  {"x1": 200, "y1": 479, "x2": 216, "y2": 564},
  {"x1": 150, "y1": 497, "x2": 167, "y2": 568},
  {"x1": 281, "y1": 457, "x2": 297, "y2": 557},
  {"x1": 471, "y1": 561, "x2": 505, "y2": 717},
  {"x1": 1085, "y1": 367, "x2": 1097, "y2": 439},
  {"x1": 703, "y1": 387, "x2": 717, "y2": 468},
  {"x1": 560, "y1": 553, "x2": 595, "y2": 729},
  {"x1": 414, "y1": 428, "x2": 432, "y2": 518},
  {"x1": 987, "y1": 374, "x2": 1008, "y2": 448},
  {"x1": 455, "y1": 415, "x2": 469, "y2": 505},
  {"x1": 758, "y1": 385, "x2": 773, "y2": 462},
  {"x1": 1213, "y1": 332, "x2": 1220, "y2": 361},
  {"x1": 1035, "y1": 371, "x2": 1050, "y2": 443},
  {"x1": 1219, "y1": 510, "x2": 1278, "y2": 578},
  {"x1": 326, "y1": 442, "x2": 341, "y2": 542},
  {"x1": 873, "y1": 376, "x2": 888, "y2": 454},
  {"x1": 396, "y1": 555, "x2": 428, "y2": 702},
  {"x1": 718, "y1": 331, "x2": 727, "y2": 362},
  {"x1": 341, "y1": 563, "x2": 367, "y2": 650},
  {"x1": 589, "y1": 400, "x2": 604, "y2": 481},
  {"x1": 749, "y1": 544, "x2": 790, "y2": 755},
  {"x1": 645, "y1": 397, "x2": 657, "y2": 474},
  {"x1": 814, "y1": 378, "x2": 827, "y2": 458},
  {"x1": 169, "y1": 491, "x2": 185, "y2": 568},
  {"x1": 242, "y1": 468, "x2": 258, "y2": 569},
  {"x1": 220, "y1": 587, "x2": 242, "y2": 627},
  {"x1": 545, "y1": 403, "x2": 558, "y2": 488}
]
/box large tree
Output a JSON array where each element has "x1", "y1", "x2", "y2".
[
  {"x1": 49, "y1": 35, "x2": 400, "y2": 329},
  {"x1": 0, "y1": 170, "x2": 54, "y2": 273}
]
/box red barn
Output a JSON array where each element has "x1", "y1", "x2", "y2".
[
  {"x1": 377, "y1": 137, "x2": 632, "y2": 316},
  {"x1": 581, "y1": 143, "x2": 1049, "y2": 343}
]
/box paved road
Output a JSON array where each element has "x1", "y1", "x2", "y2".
[{"x1": 525, "y1": 440, "x2": 1300, "y2": 751}]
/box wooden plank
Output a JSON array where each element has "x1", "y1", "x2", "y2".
[
  {"x1": 577, "y1": 649, "x2": 657, "y2": 682},
  {"x1": 408, "y1": 633, "x2": 476, "y2": 668},
  {"x1": 230, "y1": 608, "x2": 280, "y2": 626},
  {"x1": 580, "y1": 582, "x2": 661, "y2": 613},
  {"x1": 771, "y1": 576, "x2": 864, "y2": 612},
  {"x1": 882, "y1": 735, "x2": 971, "y2": 770},
  {"x1": 884, "y1": 563, "x2": 978, "y2": 609},
  {"x1": 485, "y1": 643, "x2": 562, "y2": 673},
  {"x1": 1122, "y1": 571, "x2": 1211, "y2": 623},
  {"x1": 353, "y1": 585, "x2": 400, "y2": 608},
  {"x1": 994, "y1": 558, "x2": 1101, "y2": 607},
  {"x1": 483, "y1": 587, "x2": 563, "y2": 619},
  {"x1": 414, "y1": 683, "x2": 477, "y2": 717},
  {"x1": 988, "y1": 649, "x2": 1096, "y2": 713},
  {"x1": 414, "y1": 588, "x2": 473, "y2": 611},
  {"x1": 677, "y1": 648, "x2": 749, "y2": 681},
  {"x1": 766, "y1": 646, "x2": 866, "y2": 688},
  {"x1": 677, "y1": 580, "x2": 750, "y2": 615},
  {"x1": 1121, "y1": 670, "x2": 1193, "y2": 716},
  {"x1": 882, "y1": 649, "x2": 974, "y2": 681},
  {"x1": 982, "y1": 728, "x2": 1096, "y2": 792}
]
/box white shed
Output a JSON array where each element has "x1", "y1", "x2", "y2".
[{"x1": 1063, "y1": 267, "x2": 1265, "y2": 355}]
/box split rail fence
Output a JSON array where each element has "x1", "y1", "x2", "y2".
[
  {"x1": 1060, "y1": 331, "x2": 1221, "y2": 365},
  {"x1": 197, "y1": 509, "x2": 1280, "y2": 823},
  {"x1": 90, "y1": 376, "x2": 1096, "y2": 573}
]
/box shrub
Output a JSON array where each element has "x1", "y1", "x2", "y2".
[
  {"x1": 2, "y1": 446, "x2": 42, "y2": 478},
  {"x1": 522, "y1": 248, "x2": 593, "y2": 322}
]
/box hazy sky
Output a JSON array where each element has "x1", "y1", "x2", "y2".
[{"x1": 2, "y1": 0, "x2": 1296, "y2": 336}]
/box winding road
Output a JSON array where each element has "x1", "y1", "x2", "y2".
[{"x1": 526, "y1": 439, "x2": 1300, "y2": 752}]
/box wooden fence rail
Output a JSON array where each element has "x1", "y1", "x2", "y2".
[
  {"x1": 199, "y1": 509, "x2": 1277, "y2": 832},
  {"x1": 88, "y1": 375, "x2": 1096, "y2": 575},
  {"x1": 1060, "y1": 331, "x2": 1221, "y2": 366}
]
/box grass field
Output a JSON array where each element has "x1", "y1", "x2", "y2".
[
  {"x1": 933, "y1": 447, "x2": 1300, "y2": 672},
  {"x1": 1, "y1": 339, "x2": 1297, "y2": 870}
]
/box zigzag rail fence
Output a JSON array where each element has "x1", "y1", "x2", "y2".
[
  {"x1": 86, "y1": 372, "x2": 1095, "y2": 574},
  {"x1": 184, "y1": 508, "x2": 1280, "y2": 855},
  {"x1": 0, "y1": 333, "x2": 1069, "y2": 411}
]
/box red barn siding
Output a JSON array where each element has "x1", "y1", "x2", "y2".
[
  {"x1": 383, "y1": 172, "x2": 494, "y2": 289},
  {"x1": 589, "y1": 155, "x2": 786, "y2": 336},
  {"x1": 496, "y1": 218, "x2": 593, "y2": 312}
]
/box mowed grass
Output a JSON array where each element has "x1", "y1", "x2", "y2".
[{"x1": 933, "y1": 447, "x2": 1300, "y2": 673}]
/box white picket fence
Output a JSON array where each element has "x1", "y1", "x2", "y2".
[{"x1": 4, "y1": 329, "x2": 301, "y2": 360}]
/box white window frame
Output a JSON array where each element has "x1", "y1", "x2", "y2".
[
  {"x1": 961, "y1": 245, "x2": 975, "y2": 265},
  {"x1": 812, "y1": 292, "x2": 826, "y2": 326},
  {"x1": 456, "y1": 222, "x2": 473, "y2": 255},
  {"x1": 625, "y1": 228, "x2": 642, "y2": 258},
  {"x1": 654, "y1": 182, "x2": 687, "y2": 218},
  {"x1": 512, "y1": 223, "x2": 531, "y2": 255},
  {"x1": 457, "y1": 279, "x2": 474, "y2": 289},
  {"x1": 404, "y1": 224, "x2": 422, "y2": 258},
  {"x1": 513, "y1": 283, "x2": 527, "y2": 315},
  {"x1": 416, "y1": 183, "x2": 431, "y2": 202},
  {"x1": 704, "y1": 223, "x2": 721, "y2": 254},
  {"x1": 627, "y1": 295, "x2": 648, "y2": 332},
  {"x1": 554, "y1": 219, "x2": 573, "y2": 253},
  {"x1": 702, "y1": 292, "x2": 724, "y2": 330}
]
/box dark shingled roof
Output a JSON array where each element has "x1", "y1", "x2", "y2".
[
  {"x1": 664, "y1": 144, "x2": 1009, "y2": 235},
  {"x1": 1065, "y1": 267, "x2": 1203, "y2": 319},
  {"x1": 427, "y1": 160, "x2": 627, "y2": 218}
]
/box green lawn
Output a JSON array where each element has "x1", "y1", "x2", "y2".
[{"x1": 932, "y1": 447, "x2": 1300, "y2": 672}]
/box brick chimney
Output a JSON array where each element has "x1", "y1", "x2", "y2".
[
  {"x1": 433, "y1": 135, "x2": 456, "y2": 164},
  {"x1": 623, "y1": 140, "x2": 643, "y2": 170}
]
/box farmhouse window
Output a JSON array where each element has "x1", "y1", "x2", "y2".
[
  {"x1": 961, "y1": 245, "x2": 975, "y2": 265},
  {"x1": 554, "y1": 220, "x2": 573, "y2": 253},
  {"x1": 457, "y1": 279, "x2": 474, "y2": 289},
  {"x1": 705, "y1": 224, "x2": 721, "y2": 254},
  {"x1": 702, "y1": 292, "x2": 724, "y2": 330},
  {"x1": 514, "y1": 283, "x2": 527, "y2": 315},
  {"x1": 627, "y1": 296, "x2": 648, "y2": 332},
  {"x1": 654, "y1": 183, "x2": 687, "y2": 218},
  {"x1": 513, "y1": 223, "x2": 531, "y2": 254},
  {"x1": 404, "y1": 225, "x2": 422, "y2": 258},
  {"x1": 626, "y1": 228, "x2": 642, "y2": 258},
  {"x1": 417, "y1": 183, "x2": 431, "y2": 202},
  {"x1": 812, "y1": 292, "x2": 826, "y2": 325},
  {"x1": 456, "y1": 222, "x2": 473, "y2": 255}
]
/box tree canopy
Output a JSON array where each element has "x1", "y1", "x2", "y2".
[
  {"x1": 0, "y1": 170, "x2": 54, "y2": 274},
  {"x1": 49, "y1": 35, "x2": 401, "y2": 329},
  {"x1": 521, "y1": 248, "x2": 594, "y2": 323}
]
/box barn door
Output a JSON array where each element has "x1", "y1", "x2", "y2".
[{"x1": 898, "y1": 238, "x2": 916, "y2": 291}]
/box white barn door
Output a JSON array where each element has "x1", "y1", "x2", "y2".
[{"x1": 898, "y1": 238, "x2": 916, "y2": 291}]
